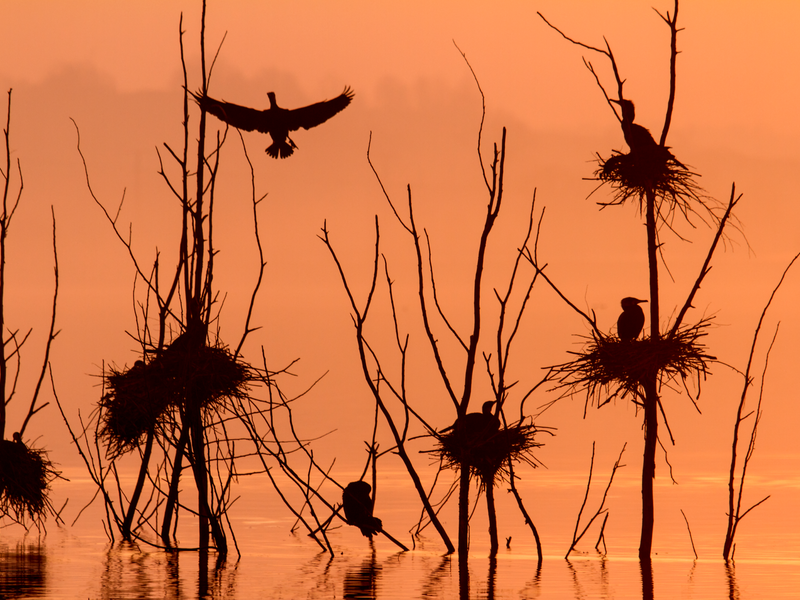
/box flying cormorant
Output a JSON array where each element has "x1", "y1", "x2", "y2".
[
  {"x1": 193, "y1": 87, "x2": 354, "y2": 159},
  {"x1": 617, "y1": 297, "x2": 647, "y2": 341}
]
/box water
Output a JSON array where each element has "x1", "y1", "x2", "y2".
[
  {"x1": 3, "y1": 536, "x2": 799, "y2": 599},
  {"x1": 1, "y1": 473, "x2": 798, "y2": 598}
]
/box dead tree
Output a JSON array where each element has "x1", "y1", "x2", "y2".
[
  {"x1": 323, "y1": 50, "x2": 548, "y2": 558},
  {"x1": 538, "y1": 1, "x2": 742, "y2": 560},
  {"x1": 723, "y1": 252, "x2": 799, "y2": 560},
  {"x1": 0, "y1": 89, "x2": 61, "y2": 529},
  {"x1": 60, "y1": 4, "x2": 275, "y2": 557}
]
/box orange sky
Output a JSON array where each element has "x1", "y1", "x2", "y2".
[{"x1": 0, "y1": 0, "x2": 798, "y2": 552}]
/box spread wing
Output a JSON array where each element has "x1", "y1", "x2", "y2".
[
  {"x1": 284, "y1": 86, "x2": 354, "y2": 132},
  {"x1": 192, "y1": 92, "x2": 272, "y2": 133}
]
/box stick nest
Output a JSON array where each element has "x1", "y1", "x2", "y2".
[
  {"x1": 594, "y1": 150, "x2": 705, "y2": 225},
  {"x1": 433, "y1": 421, "x2": 542, "y2": 486},
  {"x1": 100, "y1": 341, "x2": 252, "y2": 457},
  {"x1": 550, "y1": 321, "x2": 715, "y2": 406},
  {"x1": 0, "y1": 439, "x2": 58, "y2": 524}
]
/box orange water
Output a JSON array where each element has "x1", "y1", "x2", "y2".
[{"x1": 1, "y1": 470, "x2": 797, "y2": 598}]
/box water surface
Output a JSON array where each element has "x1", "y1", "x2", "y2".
[{"x1": 1, "y1": 472, "x2": 797, "y2": 598}]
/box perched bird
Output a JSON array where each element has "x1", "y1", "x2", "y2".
[
  {"x1": 442, "y1": 401, "x2": 501, "y2": 443},
  {"x1": 611, "y1": 98, "x2": 659, "y2": 154},
  {"x1": 342, "y1": 481, "x2": 382, "y2": 539},
  {"x1": 610, "y1": 98, "x2": 683, "y2": 168},
  {"x1": 617, "y1": 297, "x2": 647, "y2": 341},
  {"x1": 193, "y1": 87, "x2": 354, "y2": 159}
]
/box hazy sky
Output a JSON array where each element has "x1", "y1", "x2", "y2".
[{"x1": 1, "y1": 0, "x2": 798, "y2": 548}]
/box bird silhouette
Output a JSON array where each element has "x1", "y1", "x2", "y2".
[
  {"x1": 193, "y1": 87, "x2": 354, "y2": 159},
  {"x1": 610, "y1": 98, "x2": 683, "y2": 168},
  {"x1": 611, "y1": 98, "x2": 659, "y2": 154},
  {"x1": 442, "y1": 401, "x2": 501, "y2": 443},
  {"x1": 342, "y1": 481, "x2": 382, "y2": 539},
  {"x1": 617, "y1": 297, "x2": 647, "y2": 341}
]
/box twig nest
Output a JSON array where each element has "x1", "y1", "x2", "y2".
[
  {"x1": 0, "y1": 438, "x2": 57, "y2": 524},
  {"x1": 551, "y1": 321, "x2": 715, "y2": 405},
  {"x1": 594, "y1": 149, "x2": 705, "y2": 224},
  {"x1": 434, "y1": 421, "x2": 542, "y2": 486},
  {"x1": 100, "y1": 342, "x2": 252, "y2": 457}
]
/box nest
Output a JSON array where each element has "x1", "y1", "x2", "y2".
[
  {"x1": 0, "y1": 439, "x2": 57, "y2": 524},
  {"x1": 434, "y1": 421, "x2": 542, "y2": 487},
  {"x1": 99, "y1": 342, "x2": 252, "y2": 457},
  {"x1": 594, "y1": 149, "x2": 705, "y2": 226},
  {"x1": 550, "y1": 322, "x2": 715, "y2": 407}
]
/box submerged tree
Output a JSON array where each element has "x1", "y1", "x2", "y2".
[
  {"x1": 323, "y1": 51, "x2": 549, "y2": 559},
  {"x1": 537, "y1": 1, "x2": 742, "y2": 560},
  {"x1": 0, "y1": 89, "x2": 61, "y2": 529},
  {"x1": 57, "y1": 4, "x2": 283, "y2": 557},
  {"x1": 722, "y1": 252, "x2": 799, "y2": 560}
]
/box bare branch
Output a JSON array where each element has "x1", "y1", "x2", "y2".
[
  {"x1": 18, "y1": 208, "x2": 59, "y2": 437},
  {"x1": 671, "y1": 183, "x2": 741, "y2": 334}
]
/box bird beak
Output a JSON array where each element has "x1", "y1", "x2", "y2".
[{"x1": 636, "y1": 298, "x2": 648, "y2": 304}]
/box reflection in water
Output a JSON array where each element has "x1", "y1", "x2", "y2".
[
  {"x1": 344, "y1": 541, "x2": 380, "y2": 598},
  {"x1": 458, "y1": 554, "x2": 469, "y2": 600},
  {"x1": 0, "y1": 526, "x2": 795, "y2": 598},
  {"x1": 97, "y1": 543, "x2": 237, "y2": 599},
  {"x1": 520, "y1": 560, "x2": 543, "y2": 599},
  {"x1": 456, "y1": 555, "x2": 497, "y2": 600},
  {"x1": 486, "y1": 555, "x2": 497, "y2": 600},
  {"x1": 640, "y1": 558, "x2": 654, "y2": 600},
  {"x1": 565, "y1": 554, "x2": 616, "y2": 600},
  {"x1": 0, "y1": 541, "x2": 47, "y2": 599},
  {"x1": 420, "y1": 555, "x2": 451, "y2": 599},
  {"x1": 725, "y1": 561, "x2": 740, "y2": 600}
]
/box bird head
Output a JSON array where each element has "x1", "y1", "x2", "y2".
[
  {"x1": 481, "y1": 401, "x2": 496, "y2": 415},
  {"x1": 266, "y1": 91, "x2": 277, "y2": 109},
  {"x1": 611, "y1": 98, "x2": 636, "y2": 123},
  {"x1": 621, "y1": 297, "x2": 647, "y2": 310}
]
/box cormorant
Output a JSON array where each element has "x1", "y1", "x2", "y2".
[
  {"x1": 611, "y1": 98, "x2": 683, "y2": 168},
  {"x1": 442, "y1": 401, "x2": 501, "y2": 443},
  {"x1": 342, "y1": 481, "x2": 382, "y2": 539},
  {"x1": 193, "y1": 87, "x2": 354, "y2": 159},
  {"x1": 611, "y1": 98, "x2": 659, "y2": 154},
  {"x1": 617, "y1": 297, "x2": 647, "y2": 341}
]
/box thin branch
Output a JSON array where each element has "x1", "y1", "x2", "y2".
[
  {"x1": 724, "y1": 252, "x2": 799, "y2": 559},
  {"x1": 234, "y1": 131, "x2": 267, "y2": 357},
  {"x1": 680, "y1": 508, "x2": 697, "y2": 559},
  {"x1": 656, "y1": 1, "x2": 681, "y2": 145},
  {"x1": 452, "y1": 41, "x2": 490, "y2": 193},
  {"x1": 566, "y1": 442, "x2": 626, "y2": 557},
  {"x1": 671, "y1": 183, "x2": 741, "y2": 334},
  {"x1": 18, "y1": 208, "x2": 59, "y2": 437}
]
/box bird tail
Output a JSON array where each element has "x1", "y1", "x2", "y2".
[
  {"x1": 359, "y1": 517, "x2": 383, "y2": 539},
  {"x1": 266, "y1": 137, "x2": 298, "y2": 159}
]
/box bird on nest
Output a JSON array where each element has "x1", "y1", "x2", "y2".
[
  {"x1": 193, "y1": 87, "x2": 354, "y2": 159},
  {"x1": 441, "y1": 400, "x2": 501, "y2": 443},
  {"x1": 617, "y1": 297, "x2": 647, "y2": 341},
  {"x1": 610, "y1": 98, "x2": 684, "y2": 168}
]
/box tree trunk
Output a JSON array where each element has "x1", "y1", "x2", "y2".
[
  {"x1": 161, "y1": 422, "x2": 190, "y2": 547},
  {"x1": 639, "y1": 188, "x2": 661, "y2": 561},
  {"x1": 458, "y1": 464, "x2": 470, "y2": 558},
  {"x1": 188, "y1": 406, "x2": 210, "y2": 551},
  {"x1": 639, "y1": 376, "x2": 658, "y2": 560},
  {"x1": 122, "y1": 427, "x2": 155, "y2": 540},
  {"x1": 486, "y1": 480, "x2": 498, "y2": 557}
]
